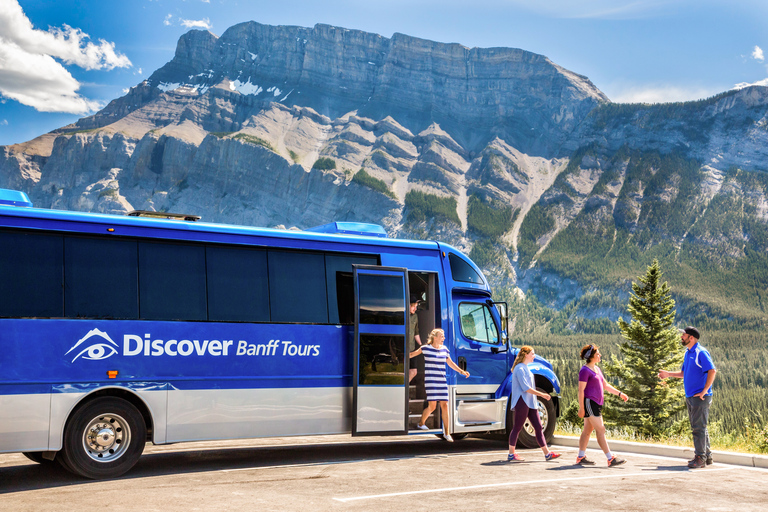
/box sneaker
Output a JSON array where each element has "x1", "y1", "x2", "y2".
[
  {"x1": 443, "y1": 433, "x2": 454, "y2": 442},
  {"x1": 607, "y1": 456, "x2": 626, "y2": 467},
  {"x1": 576, "y1": 455, "x2": 596, "y2": 465},
  {"x1": 416, "y1": 424, "x2": 429, "y2": 430},
  {"x1": 706, "y1": 456, "x2": 713, "y2": 465},
  {"x1": 688, "y1": 455, "x2": 706, "y2": 469},
  {"x1": 545, "y1": 452, "x2": 561, "y2": 461},
  {"x1": 507, "y1": 453, "x2": 525, "y2": 462}
]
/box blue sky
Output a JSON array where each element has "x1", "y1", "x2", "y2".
[{"x1": 1, "y1": 0, "x2": 767, "y2": 146}]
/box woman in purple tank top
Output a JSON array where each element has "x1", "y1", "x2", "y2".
[{"x1": 576, "y1": 344, "x2": 629, "y2": 467}]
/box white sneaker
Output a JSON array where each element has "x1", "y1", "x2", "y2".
[
  {"x1": 444, "y1": 433, "x2": 454, "y2": 442},
  {"x1": 417, "y1": 424, "x2": 429, "y2": 430}
]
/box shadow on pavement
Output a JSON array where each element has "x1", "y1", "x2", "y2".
[{"x1": 0, "y1": 436, "x2": 504, "y2": 493}]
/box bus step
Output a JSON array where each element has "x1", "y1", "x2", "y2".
[{"x1": 408, "y1": 429, "x2": 442, "y2": 435}]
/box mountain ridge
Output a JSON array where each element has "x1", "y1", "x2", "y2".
[{"x1": 1, "y1": 21, "x2": 766, "y2": 325}]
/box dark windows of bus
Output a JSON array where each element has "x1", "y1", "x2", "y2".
[
  {"x1": 268, "y1": 250, "x2": 328, "y2": 323},
  {"x1": 139, "y1": 242, "x2": 207, "y2": 321},
  {"x1": 0, "y1": 231, "x2": 63, "y2": 317},
  {"x1": 64, "y1": 237, "x2": 139, "y2": 319},
  {"x1": 358, "y1": 274, "x2": 405, "y2": 325},
  {"x1": 326, "y1": 255, "x2": 378, "y2": 324},
  {"x1": 458, "y1": 303, "x2": 499, "y2": 344},
  {"x1": 359, "y1": 335, "x2": 405, "y2": 385},
  {"x1": 448, "y1": 253, "x2": 483, "y2": 285},
  {"x1": 207, "y1": 245, "x2": 269, "y2": 322}
]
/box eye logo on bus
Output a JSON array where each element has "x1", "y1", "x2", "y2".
[{"x1": 66, "y1": 329, "x2": 119, "y2": 363}]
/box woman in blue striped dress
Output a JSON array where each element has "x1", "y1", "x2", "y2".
[{"x1": 409, "y1": 328, "x2": 470, "y2": 442}]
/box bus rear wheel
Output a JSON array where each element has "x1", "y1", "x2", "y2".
[{"x1": 59, "y1": 397, "x2": 146, "y2": 479}]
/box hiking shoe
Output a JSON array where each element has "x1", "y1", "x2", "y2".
[
  {"x1": 545, "y1": 452, "x2": 561, "y2": 461},
  {"x1": 608, "y1": 456, "x2": 626, "y2": 467},
  {"x1": 706, "y1": 456, "x2": 713, "y2": 465},
  {"x1": 416, "y1": 424, "x2": 429, "y2": 430},
  {"x1": 576, "y1": 455, "x2": 596, "y2": 465},
  {"x1": 688, "y1": 455, "x2": 706, "y2": 469},
  {"x1": 443, "y1": 433, "x2": 454, "y2": 442},
  {"x1": 507, "y1": 453, "x2": 525, "y2": 462}
]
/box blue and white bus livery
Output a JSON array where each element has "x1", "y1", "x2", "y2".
[{"x1": 0, "y1": 188, "x2": 560, "y2": 478}]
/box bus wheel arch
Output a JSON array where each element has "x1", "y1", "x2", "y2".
[{"x1": 58, "y1": 392, "x2": 150, "y2": 479}]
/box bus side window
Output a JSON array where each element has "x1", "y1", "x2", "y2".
[
  {"x1": 65, "y1": 237, "x2": 138, "y2": 319},
  {"x1": 139, "y1": 242, "x2": 207, "y2": 321},
  {"x1": 268, "y1": 250, "x2": 328, "y2": 323},
  {"x1": 0, "y1": 231, "x2": 63, "y2": 318},
  {"x1": 206, "y1": 245, "x2": 269, "y2": 322}
]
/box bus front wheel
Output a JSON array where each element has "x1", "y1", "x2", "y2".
[
  {"x1": 59, "y1": 397, "x2": 146, "y2": 479},
  {"x1": 507, "y1": 389, "x2": 557, "y2": 449},
  {"x1": 518, "y1": 389, "x2": 556, "y2": 449}
]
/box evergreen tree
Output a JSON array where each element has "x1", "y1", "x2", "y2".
[{"x1": 604, "y1": 259, "x2": 685, "y2": 438}]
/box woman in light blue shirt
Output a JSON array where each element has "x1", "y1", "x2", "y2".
[{"x1": 507, "y1": 346, "x2": 560, "y2": 461}]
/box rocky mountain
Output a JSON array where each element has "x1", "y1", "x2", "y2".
[{"x1": 1, "y1": 22, "x2": 766, "y2": 326}]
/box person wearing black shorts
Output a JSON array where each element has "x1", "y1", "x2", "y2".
[{"x1": 577, "y1": 344, "x2": 628, "y2": 467}]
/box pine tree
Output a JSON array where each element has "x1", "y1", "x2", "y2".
[{"x1": 604, "y1": 259, "x2": 685, "y2": 438}]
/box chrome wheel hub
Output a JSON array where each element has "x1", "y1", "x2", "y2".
[{"x1": 82, "y1": 414, "x2": 131, "y2": 463}]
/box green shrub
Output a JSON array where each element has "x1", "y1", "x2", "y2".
[
  {"x1": 312, "y1": 157, "x2": 336, "y2": 170},
  {"x1": 404, "y1": 190, "x2": 460, "y2": 226},
  {"x1": 467, "y1": 194, "x2": 514, "y2": 238},
  {"x1": 351, "y1": 169, "x2": 396, "y2": 199},
  {"x1": 233, "y1": 133, "x2": 275, "y2": 152}
]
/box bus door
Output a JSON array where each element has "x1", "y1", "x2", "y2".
[
  {"x1": 452, "y1": 297, "x2": 509, "y2": 433},
  {"x1": 352, "y1": 266, "x2": 409, "y2": 435}
]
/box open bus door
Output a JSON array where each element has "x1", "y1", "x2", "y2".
[{"x1": 352, "y1": 266, "x2": 409, "y2": 435}]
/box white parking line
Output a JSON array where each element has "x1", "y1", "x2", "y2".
[{"x1": 332, "y1": 466, "x2": 737, "y2": 503}]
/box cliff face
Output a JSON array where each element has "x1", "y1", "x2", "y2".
[{"x1": 1, "y1": 21, "x2": 767, "y2": 321}]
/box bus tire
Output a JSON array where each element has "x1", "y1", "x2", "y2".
[
  {"x1": 516, "y1": 389, "x2": 556, "y2": 449},
  {"x1": 59, "y1": 397, "x2": 146, "y2": 479}
]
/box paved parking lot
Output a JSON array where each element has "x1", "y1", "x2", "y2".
[{"x1": 1, "y1": 434, "x2": 767, "y2": 511}]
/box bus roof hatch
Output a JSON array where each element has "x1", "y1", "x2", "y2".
[
  {"x1": 0, "y1": 189, "x2": 33, "y2": 207},
  {"x1": 125, "y1": 210, "x2": 201, "y2": 221},
  {"x1": 305, "y1": 222, "x2": 387, "y2": 238}
]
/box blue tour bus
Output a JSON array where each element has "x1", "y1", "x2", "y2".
[{"x1": 0, "y1": 188, "x2": 560, "y2": 479}]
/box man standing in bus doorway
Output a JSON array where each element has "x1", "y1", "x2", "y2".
[
  {"x1": 658, "y1": 326, "x2": 717, "y2": 469},
  {"x1": 408, "y1": 294, "x2": 423, "y2": 383}
]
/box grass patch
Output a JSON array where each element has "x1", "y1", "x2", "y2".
[
  {"x1": 209, "y1": 131, "x2": 235, "y2": 138},
  {"x1": 232, "y1": 133, "x2": 275, "y2": 152},
  {"x1": 312, "y1": 157, "x2": 336, "y2": 170},
  {"x1": 404, "y1": 190, "x2": 460, "y2": 226},
  {"x1": 467, "y1": 194, "x2": 514, "y2": 238},
  {"x1": 351, "y1": 169, "x2": 396, "y2": 199}
]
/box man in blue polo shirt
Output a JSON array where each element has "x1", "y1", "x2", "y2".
[{"x1": 658, "y1": 326, "x2": 717, "y2": 469}]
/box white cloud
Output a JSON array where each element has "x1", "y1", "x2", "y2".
[
  {"x1": 752, "y1": 46, "x2": 764, "y2": 62},
  {"x1": 733, "y1": 78, "x2": 768, "y2": 90},
  {"x1": 164, "y1": 14, "x2": 173, "y2": 26},
  {"x1": 1, "y1": 119, "x2": 8, "y2": 126},
  {"x1": 0, "y1": 0, "x2": 130, "y2": 114},
  {"x1": 608, "y1": 84, "x2": 718, "y2": 104},
  {"x1": 180, "y1": 18, "x2": 212, "y2": 30}
]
